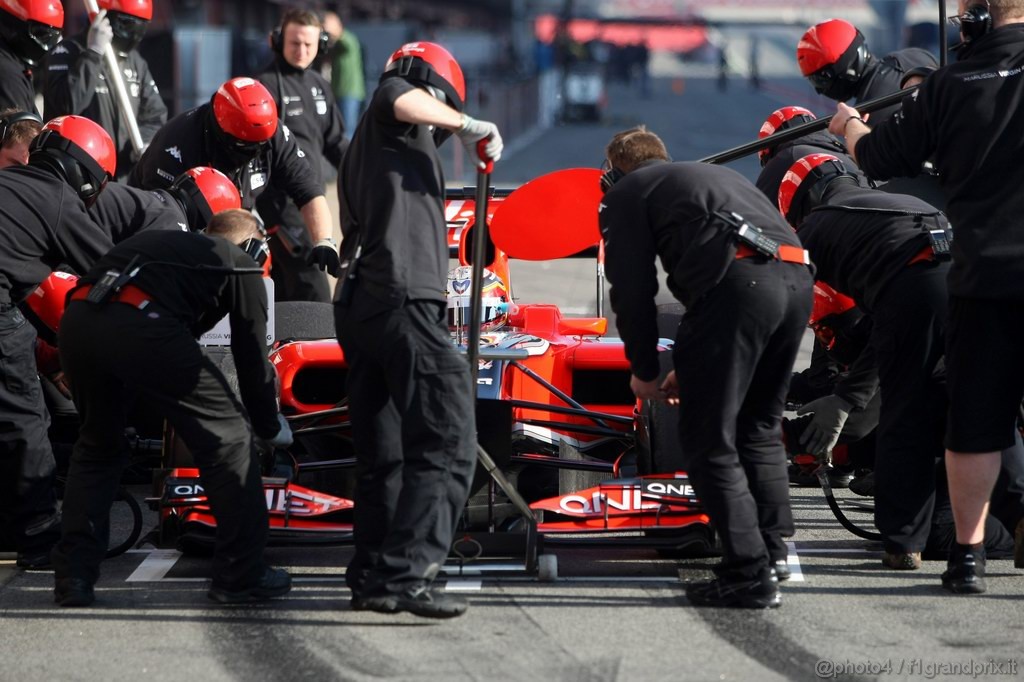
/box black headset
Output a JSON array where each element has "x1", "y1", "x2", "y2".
[
  {"x1": 600, "y1": 159, "x2": 624, "y2": 194},
  {"x1": 0, "y1": 110, "x2": 42, "y2": 146},
  {"x1": 958, "y1": 2, "x2": 992, "y2": 44},
  {"x1": 270, "y1": 20, "x2": 330, "y2": 58}
]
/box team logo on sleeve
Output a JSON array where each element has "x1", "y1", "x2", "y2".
[{"x1": 165, "y1": 146, "x2": 182, "y2": 162}]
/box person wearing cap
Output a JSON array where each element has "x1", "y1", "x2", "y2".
[
  {"x1": 128, "y1": 76, "x2": 339, "y2": 278},
  {"x1": 0, "y1": 115, "x2": 117, "y2": 572},
  {"x1": 334, "y1": 40, "x2": 502, "y2": 619},
  {"x1": 0, "y1": 0, "x2": 63, "y2": 113},
  {"x1": 43, "y1": 0, "x2": 167, "y2": 181},
  {"x1": 255, "y1": 7, "x2": 347, "y2": 303},
  {"x1": 599, "y1": 126, "x2": 813, "y2": 609},
  {"x1": 51, "y1": 209, "x2": 292, "y2": 607}
]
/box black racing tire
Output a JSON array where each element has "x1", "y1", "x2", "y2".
[{"x1": 105, "y1": 487, "x2": 144, "y2": 558}]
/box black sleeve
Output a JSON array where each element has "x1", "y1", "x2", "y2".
[
  {"x1": 42, "y1": 40, "x2": 101, "y2": 120},
  {"x1": 225, "y1": 258, "x2": 279, "y2": 438},
  {"x1": 133, "y1": 55, "x2": 168, "y2": 144},
  {"x1": 270, "y1": 123, "x2": 323, "y2": 209},
  {"x1": 0, "y1": 55, "x2": 39, "y2": 114},
  {"x1": 600, "y1": 188, "x2": 661, "y2": 381},
  {"x1": 55, "y1": 188, "x2": 116, "y2": 274},
  {"x1": 833, "y1": 339, "x2": 880, "y2": 409},
  {"x1": 128, "y1": 123, "x2": 187, "y2": 190},
  {"x1": 322, "y1": 90, "x2": 348, "y2": 169},
  {"x1": 855, "y1": 85, "x2": 937, "y2": 182}
]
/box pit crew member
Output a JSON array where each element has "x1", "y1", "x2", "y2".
[
  {"x1": 333, "y1": 41, "x2": 502, "y2": 619},
  {"x1": 0, "y1": 106, "x2": 42, "y2": 168},
  {"x1": 128, "y1": 76, "x2": 339, "y2": 281},
  {"x1": 43, "y1": 0, "x2": 167, "y2": 181},
  {"x1": 0, "y1": 115, "x2": 116, "y2": 571},
  {"x1": 51, "y1": 209, "x2": 292, "y2": 607},
  {"x1": 0, "y1": 0, "x2": 63, "y2": 113},
  {"x1": 778, "y1": 152, "x2": 951, "y2": 573},
  {"x1": 828, "y1": 0, "x2": 1024, "y2": 593},
  {"x1": 599, "y1": 126, "x2": 813, "y2": 608},
  {"x1": 255, "y1": 7, "x2": 347, "y2": 303}
]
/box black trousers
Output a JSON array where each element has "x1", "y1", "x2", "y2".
[
  {"x1": 268, "y1": 210, "x2": 331, "y2": 303},
  {"x1": 675, "y1": 259, "x2": 813, "y2": 580},
  {"x1": 334, "y1": 293, "x2": 475, "y2": 593},
  {"x1": 51, "y1": 301, "x2": 269, "y2": 588},
  {"x1": 871, "y1": 262, "x2": 949, "y2": 554},
  {"x1": 0, "y1": 306, "x2": 61, "y2": 554}
]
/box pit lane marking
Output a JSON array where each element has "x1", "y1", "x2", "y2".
[
  {"x1": 126, "y1": 549, "x2": 182, "y2": 582},
  {"x1": 785, "y1": 541, "x2": 805, "y2": 583}
]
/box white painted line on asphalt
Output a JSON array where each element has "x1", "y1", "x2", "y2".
[
  {"x1": 785, "y1": 541, "x2": 805, "y2": 582},
  {"x1": 795, "y1": 548, "x2": 873, "y2": 554},
  {"x1": 126, "y1": 549, "x2": 182, "y2": 582},
  {"x1": 444, "y1": 579, "x2": 483, "y2": 592}
]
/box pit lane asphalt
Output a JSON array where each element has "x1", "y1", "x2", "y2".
[{"x1": 3, "y1": 74, "x2": 1023, "y2": 681}]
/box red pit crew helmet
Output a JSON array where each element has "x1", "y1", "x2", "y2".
[
  {"x1": 30, "y1": 114, "x2": 116, "y2": 207},
  {"x1": 758, "y1": 106, "x2": 816, "y2": 166},
  {"x1": 98, "y1": 0, "x2": 151, "y2": 55},
  {"x1": 383, "y1": 41, "x2": 466, "y2": 113},
  {"x1": 0, "y1": 0, "x2": 63, "y2": 66},
  {"x1": 212, "y1": 77, "x2": 278, "y2": 144},
  {"x1": 25, "y1": 270, "x2": 77, "y2": 340},
  {"x1": 170, "y1": 166, "x2": 241, "y2": 230},
  {"x1": 777, "y1": 152, "x2": 855, "y2": 228},
  {"x1": 797, "y1": 19, "x2": 868, "y2": 100}
]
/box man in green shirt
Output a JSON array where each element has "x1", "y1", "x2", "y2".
[{"x1": 324, "y1": 12, "x2": 365, "y2": 129}]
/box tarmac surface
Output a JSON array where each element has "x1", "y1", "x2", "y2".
[{"x1": 2, "y1": 72, "x2": 1023, "y2": 681}]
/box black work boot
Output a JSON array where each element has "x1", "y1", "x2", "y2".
[
  {"x1": 941, "y1": 543, "x2": 986, "y2": 595},
  {"x1": 358, "y1": 584, "x2": 468, "y2": 619},
  {"x1": 686, "y1": 568, "x2": 780, "y2": 609},
  {"x1": 54, "y1": 578, "x2": 95, "y2": 607},
  {"x1": 208, "y1": 566, "x2": 292, "y2": 604}
]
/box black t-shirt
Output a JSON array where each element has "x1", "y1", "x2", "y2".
[
  {"x1": 128, "y1": 103, "x2": 322, "y2": 213},
  {"x1": 0, "y1": 165, "x2": 113, "y2": 303},
  {"x1": 338, "y1": 77, "x2": 447, "y2": 307},
  {"x1": 77, "y1": 230, "x2": 278, "y2": 437},
  {"x1": 0, "y1": 43, "x2": 39, "y2": 114},
  {"x1": 797, "y1": 184, "x2": 944, "y2": 312},
  {"x1": 600, "y1": 160, "x2": 805, "y2": 380},
  {"x1": 856, "y1": 25, "x2": 1024, "y2": 299},
  {"x1": 89, "y1": 183, "x2": 190, "y2": 243}
]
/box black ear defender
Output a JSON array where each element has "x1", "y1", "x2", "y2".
[
  {"x1": 600, "y1": 159, "x2": 625, "y2": 194},
  {"x1": 0, "y1": 111, "x2": 42, "y2": 146},
  {"x1": 957, "y1": 2, "x2": 992, "y2": 44},
  {"x1": 270, "y1": 19, "x2": 330, "y2": 57}
]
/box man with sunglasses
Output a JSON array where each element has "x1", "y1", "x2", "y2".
[
  {"x1": 829, "y1": 0, "x2": 1024, "y2": 594},
  {"x1": 129, "y1": 77, "x2": 338, "y2": 279},
  {"x1": 0, "y1": 0, "x2": 63, "y2": 113},
  {"x1": 43, "y1": 0, "x2": 166, "y2": 182},
  {"x1": 51, "y1": 209, "x2": 292, "y2": 607}
]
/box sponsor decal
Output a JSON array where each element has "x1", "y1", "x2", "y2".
[
  {"x1": 164, "y1": 146, "x2": 182, "y2": 162},
  {"x1": 156, "y1": 168, "x2": 175, "y2": 183},
  {"x1": 316, "y1": 100, "x2": 327, "y2": 115},
  {"x1": 557, "y1": 487, "x2": 662, "y2": 514},
  {"x1": 249, "y1": 172, "x2": 266, "y2": 190}
]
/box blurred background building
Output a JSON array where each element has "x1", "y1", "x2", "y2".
[{"x1": 56, "y1": 0, "x2": 948, "y2": 183}]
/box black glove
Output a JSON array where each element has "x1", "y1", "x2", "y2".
[{"x1": 309, "y1": 237, "x2": 340, "y2": 276}]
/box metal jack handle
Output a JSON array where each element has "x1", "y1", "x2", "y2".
[{"x1": 467, "y1": 139, "x2": 494, "y2": 387}]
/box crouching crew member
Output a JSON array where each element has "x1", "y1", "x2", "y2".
[
  {"x1": 91, "y1": 166, "x2": 242, "y2": 241},
  {"x1": 599, "y1": 126, "x2": 813, "y2": 608},
  {"x1": 0, "y1": 115, "x2": 117, "y2": 570},
  {"x1": 52, "y1": 209, "x2": 293, "y2": 607},
  {"x1": 778, "y1": 153, "x2": 952, "y2": 577},
  {"x1": 335, "y1": 41, "x2": 502, "y2": 619},
  {"x1": 129, "y1": 77, "x2": 339, "y2": 280}
]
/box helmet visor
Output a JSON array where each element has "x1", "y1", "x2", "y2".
[{"x1": 109, "y1": 12, "x2": 148, "y2": 55}]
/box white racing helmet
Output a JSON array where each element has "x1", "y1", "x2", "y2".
[{"x1": 445, "y1": 265, "x2": 510, "y2": 335}]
